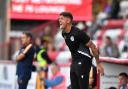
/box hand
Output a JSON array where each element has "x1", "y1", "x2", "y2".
[
  {"x1": 26, "y1": 44, "x2": 32, "y2": 50},
  {"x1": 97, "y1": 63, "x2": 104, "y2": 76},
  {"x1": 89, "y1": 77, "x2": 94, "y2": 86},
  {"x1": 23, "y1": 44, "x2": 32, "y2": 54}
]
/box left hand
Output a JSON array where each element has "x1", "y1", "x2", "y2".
[{"x1": 97, "y1": 63, "x2": 104, "y2": 76}]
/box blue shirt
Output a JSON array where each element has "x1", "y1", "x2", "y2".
[
  {"x1": 16, "y1": 46, "x2": 35, "y2": 81},
  {"x1": 122, "y1": 85, "x2": 127, "y2": 89},
  {"x1": 42, "y1": 76, "x2": 63, "y2": 88}
]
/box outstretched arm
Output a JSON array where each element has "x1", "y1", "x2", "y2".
[
  {"x1": 86, "y1": 40, "x2": 104, "y2": 75},
  {"x1": 77, "y1": 30, "x2": 104, "y2": 75}
]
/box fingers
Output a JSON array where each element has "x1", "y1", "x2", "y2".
[
  {"x1": 26, "y1": 44, "x2": 32, "y2": 48},
  {"x1": 102, "y1": 69, "x2": 104, "y2": 76},
  {"x1": 26, "y1": 44, "x2": 32, "y2": 49},
  {"x1": 101, "y1": 66, "x2": 104, "y2": 76},
  {"x1": 97, "y1": 69, "x2": 99, "y2": 74},
  {"x1": 97, "y1": 67, "x2": 104, "y2": 76},
  {"x1": 23, "y1": 44, "x2": 32, "y2": 53},
  {"x1": 100, "y1": 68, "x2": 104, "y2": 76},
  {"x1": 100, "y1": 70, "x2": 104, "y2": 76}
]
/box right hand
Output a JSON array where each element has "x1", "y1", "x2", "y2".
[{"x1": 97, "y1": 63, "x2": 104, "y2": 76}]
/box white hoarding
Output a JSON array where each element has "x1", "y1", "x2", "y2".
[{"x1": 100, "y1": 62, "x2": 128, "y2": 89}]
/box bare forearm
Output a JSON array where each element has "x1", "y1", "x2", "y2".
[
  {"x1": 86, "y1": 40, "x2": 100, "y2": 64},
  {"x1": 17, "y1": 44, "x2": 32, "y2": 61},
  {"x1": 17, "y1": 49, "x2": 28, "y2": 61},
  {"x1": 86, "y1": 41, "x2": 104, "y2": 75},
  {"x1": 17, "y1": 53, "x2": 25, "y2": 61},
  {"x1": 91, "y1": 46, "x2": 100, "y2": 64}
]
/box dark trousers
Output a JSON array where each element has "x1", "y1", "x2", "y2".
[
  {"x1": 70, "y1": 57, "x2": 92, "y2": 89},
  {"x1": 18, "y1": 79, "x2": 29, "y2": 89}
]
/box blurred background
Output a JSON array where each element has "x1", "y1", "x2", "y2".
[{"x1": 0, "y1": 0, "x2": 128, "y2": 89}]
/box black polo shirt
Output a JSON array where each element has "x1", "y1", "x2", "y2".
[
  {"x1": 62, "y1": 26, "x2": 93, "y2": 61},
  {"x1": 16, "y1": 46, "x2": 35, "y2": 81}
]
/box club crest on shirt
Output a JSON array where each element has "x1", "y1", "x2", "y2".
[{"x1": 70, "y1": 36, "x2": 74, "y2": 41}]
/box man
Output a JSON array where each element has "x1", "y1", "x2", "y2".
[
  {"x1": 59, "y1": 12, "x2": 104, "y2": 89},
  {"x1": 109, "y1": 87, "x2": 117, "y2": 89},
  {"x1": 36, "y1": 38, "x2": 53, "y2": 89},
  {"x1": 36, "y1": 37, "x2": 53, "y2": 71},
  {"x1": 118, "y1": 72, "x2": 128, "y2": 89},
  {"x1": 41, "y1": 62, "x2": 66, "y2": 89},
  {"x1": 16, "y1": 32, "x2": 35, "y2": 89},
  {"x1": 102, "y1": 36, "x2": 120, "y2": 58}
]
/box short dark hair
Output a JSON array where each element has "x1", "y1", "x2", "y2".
[
  {"x1": 23, "y1": 32, "x2": 33, "y2": 39},
  {"x1": 119, "y1": 72, "x2": 128, "y2": 78},
  {"x1": 106, "y1": 36, "x2": 111, "y2": 40},
  {"x1": 52, "y1": 62, "x2": 60, "y2": 70},
  {"x1": 60, "y1": 12, "x2": 73, "y2": 22},
  {"x1": 109, "y1": 87, "x2": 117, "y2": 89}
]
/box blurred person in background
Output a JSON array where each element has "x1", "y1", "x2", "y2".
[
  {"x1": 36, "y1": 36, "x2": 53, "y2": 89},
  {"x1": 101, "y1": 36, "x2": 120, "y2": 58},
  {"x1": 121, "y1": 35, "x2": 128, "y2": 58},
  {"x1": 36, "y1": 37, "x2": 53, "y2": 72},
  {"x1": 34, "y1": 36, "x2": 42, "y2": 54},
  {"x1": 104, "y1": 0, "x2": 120, "y2": 19},
  {"x1": 109, "y1": 87, "x2": 117, "y2": 89},
  {"x1": 41, "y1": 36, "x2": 55, "y2": 51},
  {"x1": 104, "y1": 0, "x2": 113, "y2": 18},
  {"x1": 41, "y1": 26, "x2": 55, "y2": 50},
  {"x1": 43, "y1": 26, "x2": 53, "y2": 38},
  {"x1": 35, "y1": 35, "x2": 54, "y2": 68},
  {"x1": 59, "y1": 11, "x2": 104, "y2": 89},
  {"x1": 118, "y1": 72, "x2": 128, "y2": 89},
  {"x1": 16, "y1": 32, "x2": 35, "y2": 89},
  {"x1": 41, "y1": 25, "x2": 55, "y2": 51},
  {"x1": 109, "y1": 0, "x2": 120, "y2": 19},
  {"x1": 87, "y1": 19, "x2": 101, "y2": 40},
  {"x1": 41, "y1": 62, "x2": 67, "y2": 89}
]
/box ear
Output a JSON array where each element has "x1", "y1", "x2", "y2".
[{"x1": 67, "y1": 18, "x2": 71, "y2": 24}]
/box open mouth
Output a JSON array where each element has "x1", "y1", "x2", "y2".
[
  {"x1": 59, "y1": 22, "x2": 62, "y2": 26},
  {"x1": 59, "y1": 22, "x2": 63, "y2": 28}
]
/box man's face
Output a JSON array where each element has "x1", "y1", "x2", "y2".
[
  {"x1": 59, "y1": 15, "x2": 70, "y2": 29},
  {"x1": 51, "y1": 64, "x2": 59, "y2": 75},
  {"x1": 21, "y1": 34, "x2": 30, "y2": 45},
  {"x1": 51, "y1": 65, "x2": 56, "y2": 74},
  {"x1": 118, "y1": 76, "x2": 127, "y2": 86},
  {"x1": 105, "y1": 38, "x2": 111, "y2": 45}
]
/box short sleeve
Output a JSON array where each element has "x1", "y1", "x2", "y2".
[{"x1": 77, "y1": 30, "x2": 90, "y2": 45}]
